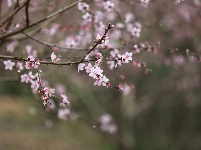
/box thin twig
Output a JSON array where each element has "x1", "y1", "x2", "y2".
[
  {"x1": 0, "y1": 0, "x2": 84, "y2": 40},
  {"x1": 54, "y1": 96, "x2": 102, "y2": 130},
  {"x1": 22, "y1": 31, "x2": 88, "y2": 51},
  {"x1": 0, "y1": 55, "x2": 98, "y2": 66}
]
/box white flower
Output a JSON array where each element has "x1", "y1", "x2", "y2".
[
  {"x1": 21, "y1": 74, "x2": 29, "y2": 83},
  {"x1": 78, "y1": 63, "x2": 86, "y2": 72},
  {"x1": 119, "y1": 84, "x2": 134, "y2": 95},
  {"x1": 6, "y1": 41, "x2": 18, "y2": 53},
  {"x1": 78, "y1": 2, "x2": 89, "y2": 13},
  {"x1": 103, "y1": 1, "x2": 115, "y2": 12},
  {"x1": 82, "y1": 12, "x2": 92, "y2": 22},
  {"x1": 131, "y1": 27, "x2": 141, "y2": 38},
  {"x1": 85, "y1": 63, "x2": 93, "y2": 73},
  {"x1": 96, "y1": 34, "x2": 101, "y2": 40},
  {"x1": 44, "y1": 87, "x2": 55, "y2": 97},
  {"x1": 51, "y1": 52, "x2": 57, "y2": 62},
  {"x1": 125, "y1": 12, "x2": 134, "y2": 23},
  {"x1": 89, "y1": 66, "x2": 103, "y2": 79},
  {"x1": 100, "y1": 114, "x2": 112, "y2": 125},
  {"x1": 121, "y1": 52, "x2": 133, "y2": 63},
  {"x1": 60, "y1": 94, "x2": 70, "y2": 106},
  {"x1": 58, "y1": 108, "x2": 70, "y2": 120},
  {"x1": 25, "y1": 56, "x2": 34, "y2": 69},
  {"x1": 16, "y1": 62, "x2": 23, "y2": 72},
  {"x1": 3, "y1": 60, "x2": 15, "y2": 70}
]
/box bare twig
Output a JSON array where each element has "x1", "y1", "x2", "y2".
[
  {"x1": 54, "y1": 96, "x2": 102, "y2": 130},
  {"x1": 0, "y1": 0, "x2": 28, "y2": 27},
  {"x1": 22, "y1": 31, "x2": 88, "y2": 51},
  {"x1": 0, "y1": 0, "x2": 84, "y2": 40}
]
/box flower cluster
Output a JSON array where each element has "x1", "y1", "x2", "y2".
[
  {"x1": 25, "y1": 56, "x2": 40, "y2": 69},
  {"x1": 78, "y1": 61, "x2": 110, "y2": 87},
  {"x1": 99, "y1": 114, "x2": 117, "y2": 134},
  {"x1": 107, "y1": 50, "x2": 133, "y2": 70},
  {"x1": 21, "y1": 71, "x2": 41, "y2": 91}
]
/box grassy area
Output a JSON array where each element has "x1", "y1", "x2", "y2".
[{"x1": 0, "y1": 96, "x2": 111, "y2": 150}]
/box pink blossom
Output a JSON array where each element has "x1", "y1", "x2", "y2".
[
  {"x1": 85, "y1": 63, "x2": 93, "y2": 73},
  {"x1": 33, "y1": 59, "x2": 40, "y2": 68},
  {"x1": 103, "y1": 1, "x2": 115, "y2": 12},
  {"x1": 133, "y1": 44, "x2": 140, "y2": 54},
  {"x1": 101, "y1": 75, "x2": 109, "y2": 86},
  {"x1": 78, "y1": 63, "x2": 86, "y2": 72},
  {"x1": 89, "y1": 66, "x2": 103, "y2": 79},
  {"x1": 21, "y1": 74, "x2": 29, "y2": 83},
  {"x1": 119, "y1": 84, "x2": 134, "y2": 95},
  {"x1": 3, "y1": 60, "x2": 15, "y2": 70},
  {"x1": 96, "y1": 34, "x2": 101, "y2": 41},
  {"x1": 125, "y1": 12, "x2": 134, "y2": 23},
  {"x1": 100, "y1": 114, "x2": 112, "y2": 125},
  {"x1": 25, "y1": 56, "x2": 34, "y2": 69},
  {"x1": 82, "y1": 12, "x2": 92, "y2": 22},
  {"x1": 121, "y1": 52, "x2": 133, "y2": 63},
  {"x1": 131, "y1": 26, "x2": 141, "y2": 38},
  {"x1": 16, "y1": 62, "x2": 23, "y2": 72},
  {"x1": 60, "y1": 94, "x2": 70, "y2": 106},
  {"x1": 99, "y1": 113, "x2": 118, "y2": 134},
  {"x1": 49, "y1": 24, "x2": 60, "y2": 36},
  {"x1": 44, "y1": 87, "x2": 55, "y2": 97},
  {"x1": 30, "y1": 80, "x2": 40, "y2": 91},
  {"x1": 78, "y1": 2, "x2": 89, "y2": 13},
  {"x1": 6, "y1": 41, "x2": 18, "y2": 53},
  {"x1": 94, "y1": 59, "x2": 102, "y2": 67},
  {"x1": 107, "y1": 61, "x2": 115, "y2": 70},
  {"x1": 58, "y1": 108, "x2": 70, "y2": 120},
  {"x1": 51, "y1": 52, "x2": 57, "y2": 62},
  {"x1": 26, "y1": 45, "x2": 37, "y2": 57}
]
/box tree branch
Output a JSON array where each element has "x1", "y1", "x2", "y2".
[
  {"x1": 25, "y1": 0, "x2": 30, "y2": 26},
  {"x1": 0, "y1": 55, "x2": 97, "y2": 66},
  {"x1": 0, "y1": 0, "x2": 84, "y2": 40},
  {"x1": 0, "y1": 0, "x2": 28, "y2": 27},
  {"x1": 22, "y1": 31, "x2": 88, "y2": 51},
  {"x1": 80, "y1": 23, "x2": 113, "y2": 62}
]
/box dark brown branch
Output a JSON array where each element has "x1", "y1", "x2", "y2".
[
  {"x1": 0, "y1": 0, "x2": 28, "y2": 27},
  {"x1": 0, "y1": 0, "x2": 84, "y2": 40},
  {"x1": 25, "y1": 0, "x2": 30, "y2": 26},
  {"x1": 0, "y1": 55, "x2": 97, "y2": 66}
]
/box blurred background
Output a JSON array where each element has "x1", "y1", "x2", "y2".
[{"x1": 0, "y1": 0, "x2": 201, "y2": 150}]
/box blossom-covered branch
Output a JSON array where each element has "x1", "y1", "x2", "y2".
[
  {"x1": 80, "y1": 23, "x2": 114, "y2": 62},
  {"x1": 0, "y1": 55, "x2": 98, "y2": 66}
]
